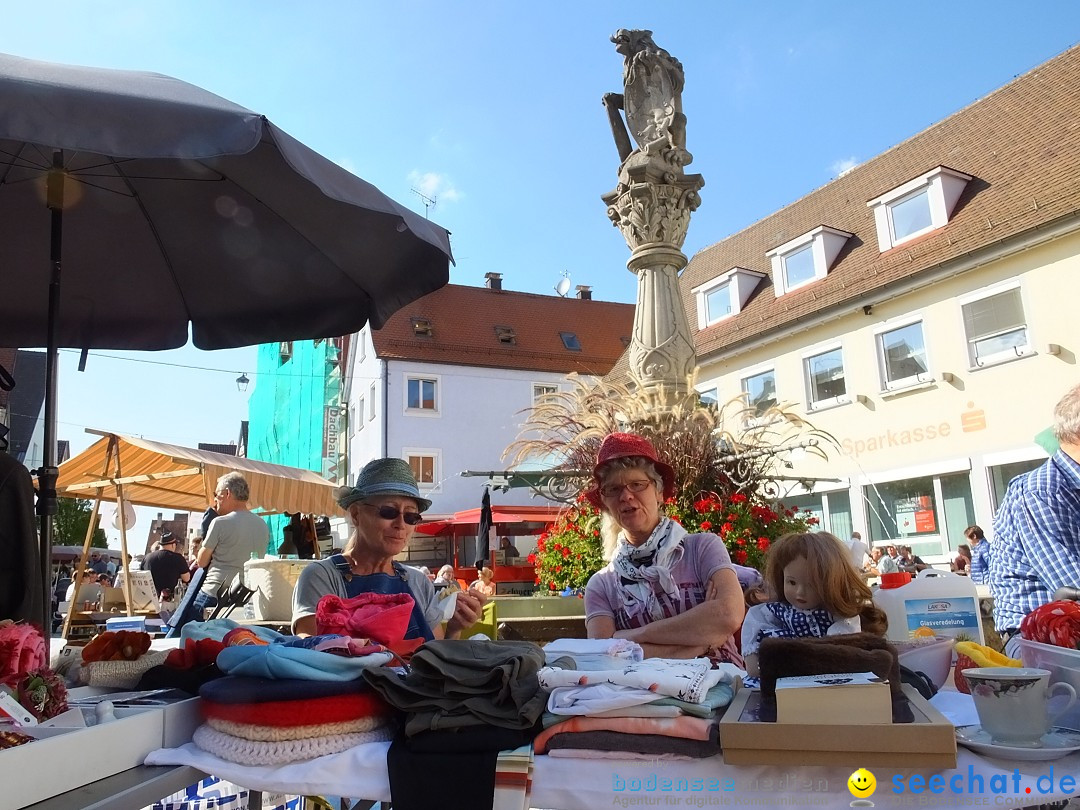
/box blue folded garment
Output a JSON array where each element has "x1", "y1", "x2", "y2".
[
  {"x1": 200, "y1": 674, "x2": 375, "y2": 703},
  {"x1": 216, "y1": 643, "x2": 394, "y2": 681}
]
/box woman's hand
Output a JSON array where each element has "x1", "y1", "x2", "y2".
[{"x1": 445, "y1": 589, "x2": 486, "y2": 639}]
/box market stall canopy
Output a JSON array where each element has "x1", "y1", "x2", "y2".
[
  {"x1": 51, "y1": 431, "x2": 339, "y2": 515},
  {"x1": 414, "y1": 504, "x2": 564, "y2": 538}
]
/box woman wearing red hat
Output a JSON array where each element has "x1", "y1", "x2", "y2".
[{"x1": 583, "y1": 433, "x2": 746, "y2": 663}]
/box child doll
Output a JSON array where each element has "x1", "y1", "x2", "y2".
[{"x1": 741, "y1": 531, "x2": 887, "y2": 677}]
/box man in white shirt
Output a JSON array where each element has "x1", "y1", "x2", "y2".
[{"x1": 847, "y1": 531, "x2": 871, "y2": 571}]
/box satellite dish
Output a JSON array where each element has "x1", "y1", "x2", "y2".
[
  {"x1": 555, "y1": 272, "x2": 571, "y2": 297},
  {"x1": 111, "y1": 501, "x2": 137, "y2": 530}
]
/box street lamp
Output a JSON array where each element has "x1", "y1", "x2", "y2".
[{"x1": 235, "y1": 373, "x2": 250, "y2": 392}]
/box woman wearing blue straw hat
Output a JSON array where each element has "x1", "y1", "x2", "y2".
[{"x1": 291, "y1": 458, "x2": 485, "y2": 639}]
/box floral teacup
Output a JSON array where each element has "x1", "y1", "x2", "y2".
[{"x1": 963, "y1": 667, "x2": 1078, "y2": 747}]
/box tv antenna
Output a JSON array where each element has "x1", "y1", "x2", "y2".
[
  {"x1": 554, "y1": 270, "x2": 571, "y2": 297},
  {"x1": 411, "y1": 188, "x2": 437, "y2": 219}
]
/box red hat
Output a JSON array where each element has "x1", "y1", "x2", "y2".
[{"x1": 585, "y1": 432, "x2": 676, "y2": 507}]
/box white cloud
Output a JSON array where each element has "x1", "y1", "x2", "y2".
[
  {"x1": 831, "y1": 156, "x2": 858, "y2": 177},
  {"x1": 407, "y1": 170, "x2": 462, "y2": 205}
]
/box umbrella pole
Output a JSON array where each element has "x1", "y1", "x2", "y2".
[{"x1": 36, "y1": 151, "x2": 64, "y2": 636}]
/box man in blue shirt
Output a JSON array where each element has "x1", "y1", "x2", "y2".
[
  {"x1": 990, "y1": 383, "x2": 1080, "y2": 658},
  {"x1": 966, "y1": 525, "x2": 990, "y2": 584}
]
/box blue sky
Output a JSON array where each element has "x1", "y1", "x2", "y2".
[{"x1": 7, "y1": 2, "x2": 1080, "y2": 499}]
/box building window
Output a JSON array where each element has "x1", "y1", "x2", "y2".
[
  {"x1": 784, "y1": 490, "x2": 852, "y2": 539},
  {"x1": 889, "y1": 189, "x2": 932, "y2": 242},
  {"x1": 495, "y1": 326, "x2": 516, "y2": 345},
  {"x1": 987, "y1": 459, "x2": 1043, "y2": 511},
  {"x1": 406, "y1": 376, "x2": 438, "y2": 412},
  {"x1": 411, "y1": 318, "x2": 433, "y2": 337},
  {"x1": 863, "y1": 472, "x2": 974, "y2": 557},
  {"x1": 369, "y1": 382, "x2": 376, "y2": 421},
  {"x1": 533, "y1": 383, "x2": 559, "y2": 403},
  {"x1": 406, "y1": 453, "x2": 437, "y2": 486},
  {"x1": 359, "y1": 330, "x2": 366, "y2": 362},
  {"x1": 877, "y1": 321, "x2": 929, "y2": 390},
  {"x1": 354, "y1": 401, "x2": 362, "y2": 433},
  {"x1": 560, "y1": 332, "x2": 581, "y2": 351},
  {"x1": 698, "y1": 387, "x2": 719, "y2": 408},
  {"x1": 703, "y1": 283, "x2": 732, "y2": 325},
  {"x1": 767, "y1": 226, "x2": 852, "y2": 297},
  {"x1": 961, "y1": 284, "x2": 1031, "y2": 368},
  {"x1": 742, "y1": 369, "x2": 776, "y2": 416},
  {"x1": 868, "y1": 166, "x2": 972, "y2": 251},
  {"x1": 805, "y1": 347, "x2": 847, "y2": 409}
]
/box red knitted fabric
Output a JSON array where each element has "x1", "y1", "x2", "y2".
[
  {"x1": 202, "y1": 691, "x2": 391, "y2": 727},
  {"x1": 316, "y1": 592, "x2": 414, "y2": 646}
]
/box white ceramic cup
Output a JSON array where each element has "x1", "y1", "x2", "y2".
[{"x1": 962, "y1": 667, "x2": 1078, "y2": 747}]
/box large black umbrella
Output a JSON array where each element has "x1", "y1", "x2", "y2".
[{"x1": 0, "y1": 52, "x2": 454, "y2": 632}]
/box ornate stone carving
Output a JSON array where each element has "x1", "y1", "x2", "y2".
[{"x1": 602, "y1": 29, "x2": 702, "y2": 407}]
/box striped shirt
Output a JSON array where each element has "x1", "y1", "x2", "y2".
[{"x1": 990, "y1": 450, "x2": 1080, "y2": 632}]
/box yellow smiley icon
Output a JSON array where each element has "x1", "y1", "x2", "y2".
[{"x1": 848, "y1": 768, "x2": 877, "y2": 798}]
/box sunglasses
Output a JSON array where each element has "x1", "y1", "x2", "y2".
[
  {"x1": 598, "y1": 479, "x2": 654, "y2": 499},
  {"x1": 364, "y1": 503, "x2": 423, "y2": 525}
]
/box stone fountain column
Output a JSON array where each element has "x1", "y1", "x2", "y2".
[{"x1": 602, "y1": 29, "x2": 703, "y2": 409}]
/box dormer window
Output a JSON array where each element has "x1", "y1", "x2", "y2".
[
  {"x1": 767, "y1": 226, "x2": 853, "y2": 297},
  {"x1": 692, "y1": 267, "x2": 766, "y2": 328},
  {"x1": 411, "y1": 317, "x2": 433, "y2": 337},
  {"x1": 868, "y1": 166, "x2": 972, "y2": 251},
  {"x1": 495, "y1": 325, "x2": 516, "y2": 345},
  {"x1": 560, "y1": 332, "x2": 581, "y2": 351}
]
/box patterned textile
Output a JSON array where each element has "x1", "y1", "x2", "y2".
[
  {"x1": 970, "y1": 541, "x2": 991, "y2": 584},
  {"x1": 610, "y1": 517, "x2": 686, "y2": 623},
  {"x1": 740, "y1": 601, "x2": 861, "y2": 659},
  {"x1": 537, "y1": 658, "x2": 735, "y2": 704},
  {"x1": 991, "y1": 451, "x2": 1080, "y2": 632},
  {"x1": 1020, "y1": 600, "x2": 1080, "y2": 649}
]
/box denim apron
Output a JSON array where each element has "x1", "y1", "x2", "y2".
[{"x1": 330, "y1": 555, "x2": 434, "y2": 641}]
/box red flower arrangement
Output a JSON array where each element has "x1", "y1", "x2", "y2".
[{"x1": 531, "y1": 491, "x2": 816, "y2": 591}]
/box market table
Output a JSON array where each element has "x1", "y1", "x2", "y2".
[{"x1": 144, "y1": 739, "x2": 1080, "y2": 809}]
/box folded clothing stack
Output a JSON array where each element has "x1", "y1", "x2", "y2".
[
  {"x1": 535, "y1": 655, "x2": 739, "y2": 759},
  {"x1": 195, "y1": 675, "x2": 395, "y2": 765}
]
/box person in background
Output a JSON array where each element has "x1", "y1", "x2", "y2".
[
  {"x1": 583, "y1": 432, "x2": 745, "y2": 662},
  {"x1": 291, "y1": 458, "x2": 484, "y2": 639},
  {"x1": 66, "y1": 570, "x2": 103, "y2": 607},
  {"x1": 898, "y1": 545, "x2": 929, "y2": 573},
  {"x1": 991, "y1": 382, "x2": 1080, "y2": 658},
  {"x1": 195, "y1": 472, "x2": 269, "y2": 608},
  {"x1": 143, "y1": 531, "x2": 191, "y2": 600},
  {"x1": 188, "y1": 536, "x2": 202, "y2": 575},
  {"x1": 846, "y1": 530, "x2": 871, "y2": 571},
  {"x1": 433, "y1": 564, "x2": 459, "y2": 592},
  {"x1": 88, "y1": 551, "x2": 109, "y2": 576},
  {"x1": 499, "y1": 536, "x2": 520, "y2": 558},
  {"x1": 470, "y1": 566, "x2": 496, "y2": 597},
  {"x1": 952, "y1": 544, "x2": 972, "y2": 574},
  {"x1": 201, "y1": 504, "x2": 218, "y2": 541},
  {"x1": 869, "y1": 546, "x2": 900, "y2": 575},
  {"x1": 966, "y1": 525, "x2": 990, "y2": 584}
]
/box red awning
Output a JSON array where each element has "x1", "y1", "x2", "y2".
[{"x1": 415, "y1": 504, "x2": 564, "y2": 537}]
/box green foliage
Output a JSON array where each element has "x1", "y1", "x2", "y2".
[{"x1": 54, "y1": 497, "x2": 108, "y2": 548}]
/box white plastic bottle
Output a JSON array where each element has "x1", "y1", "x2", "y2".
[{"x1": 873, "y1": 569, "x2": 984, "y2": 644}]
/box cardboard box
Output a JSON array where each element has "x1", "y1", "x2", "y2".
[
  {"x1": 720, "y1": 683, "x2": 956, "y2": 768},
  {"x1": 775, "y1": 671, "x2": 892, "y2": 725},
  {"x1": 105, "y1": 615, "x2": 147, "y2": 632},
  {"x1": 67, "y1": 686, "x2": 202, "y2": 748}
]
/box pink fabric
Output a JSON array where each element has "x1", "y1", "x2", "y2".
[
  {"x1": 316, "y1": 592, "x2": 415, "y2": 646},
  {"x1": 0, "y1": 623, "x2": 46, "y2": 687},
  {"x1": 533, "y1": 714, "x2": 716, "y2": 754}
]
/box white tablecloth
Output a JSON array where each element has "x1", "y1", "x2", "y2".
[{"x1": 144, "y1": 692, "x2": 1080, "y2": 809}]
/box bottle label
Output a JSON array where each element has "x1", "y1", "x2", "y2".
[{"x1": 903, "y1": 596, "x2": 980, "y2": 639}]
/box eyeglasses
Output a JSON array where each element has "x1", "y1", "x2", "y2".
[
  {"x1": 599, "y1": 479, "x2": 654, "y2": 499},
  {"x1": 364, "y1": 503, "x2": 423, "y2": 525}
]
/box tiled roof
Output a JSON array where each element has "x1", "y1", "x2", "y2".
[
  {"x1": 681, "y1": 43, "x2": 1080, "y2": 361},
  {"x1": 370, "y1": 284, "x2": 635, "y2": 375}
]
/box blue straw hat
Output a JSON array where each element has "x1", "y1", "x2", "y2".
[{"x1": 333, "y1": 457, "x2": 431, "y2": 512}]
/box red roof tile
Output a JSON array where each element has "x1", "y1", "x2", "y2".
[{"x1": 370, "y1": 284, "x2": 634, "y2": 375}]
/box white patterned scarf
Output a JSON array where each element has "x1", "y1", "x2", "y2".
[{"x1": 611, "y1": 516, "x2": 686, "y2": 623}]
